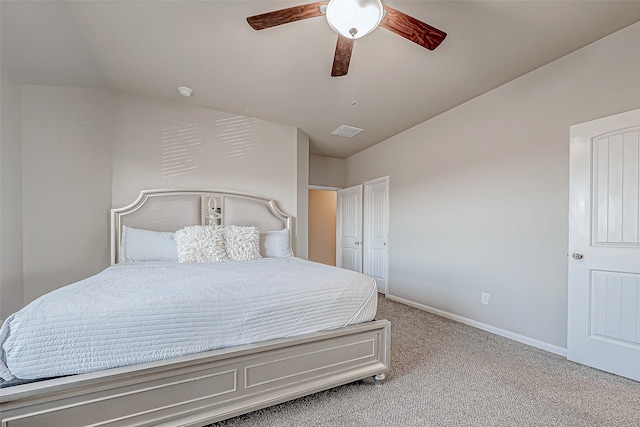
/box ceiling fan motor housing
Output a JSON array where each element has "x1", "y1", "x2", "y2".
[{"x1": 325, "y1": 0, "x2": 384, "y2": 39}]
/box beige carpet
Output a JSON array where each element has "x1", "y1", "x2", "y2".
[{"x1": 210, "y1": 295, "x2": 640, "y2": 426}]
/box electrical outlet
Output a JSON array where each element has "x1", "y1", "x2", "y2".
[{"x1": 481, "y1": 292, "x2": 490, "y2": 305}]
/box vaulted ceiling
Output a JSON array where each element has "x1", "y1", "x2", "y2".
[{"x1": 3, "y1": 1, "x2": 640, "y2": 158}]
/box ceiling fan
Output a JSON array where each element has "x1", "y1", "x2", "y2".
[{"x1": 247, "y1": 0, "x2": 447, "y2": 77}]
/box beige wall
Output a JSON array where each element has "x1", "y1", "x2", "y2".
[
  {"x1": 308, "y1": 189, "x2": 337, "y2": 266},
  {"x1": 309, "y1": 155, "x2": 345, "y2": 188},
  {"x1": 21, "y1": 85, "x2": 115, "y2": 302},
  {"x1": 111, "y1": 94, "x2": 299, "y2": 216},
  {"x1": 345, "y1": 22, "x2": 640, "y2": 350},
  {"x1": 0, "y1": 67, "x2": 24, "y2": 319}
]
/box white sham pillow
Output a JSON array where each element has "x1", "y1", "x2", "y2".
[
  {"x1": 175, "y1": 225, "x2": 228, "y2": 263},
  {"x1": 260, "y1": 228, "x2": 293, "y2": 258},
  {"x1": 225, "y1": 225, "x2": 262, "y2": 261},
  {"x1": 121, "y1": 226, "x2": 178, "y2": 262}
]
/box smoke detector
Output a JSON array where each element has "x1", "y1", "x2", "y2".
[{"x1": 177, "y1": 86, "x2": 193, "y2": 97}]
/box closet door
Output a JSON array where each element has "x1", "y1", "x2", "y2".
[
  {"x1": 336, "y1": 185, "x2": 363, "y2": 272},
  {"x1": 363, "y1": 177, "x2": 388, "y2": 293}
]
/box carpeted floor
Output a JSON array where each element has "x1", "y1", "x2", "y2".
[{"x1": 209, "y1": 295, "x2": 640, "y2": 426}]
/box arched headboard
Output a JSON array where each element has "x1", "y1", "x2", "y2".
[{"x1": 111, "y1": 189, "x2": 293, "y2": 264}]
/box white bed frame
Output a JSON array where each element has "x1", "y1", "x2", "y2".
[{"x1": 0, "y1": 189, "x2": 390, "y2": 427}]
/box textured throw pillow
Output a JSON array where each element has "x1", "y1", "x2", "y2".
[
  {"x1": 121, "y1": 226, "x2": 178, "y2": 262},
  {"x1": 225, "y1": 225, "x2": 262, "y2": 261},
  {"x1": 260, "y1": 228, "x2": 293, "y2": 258},
  {"x1": 175, "y1": 225, "x2": 228, "y2": 263}
]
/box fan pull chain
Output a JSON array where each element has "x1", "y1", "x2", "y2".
[
  {"x1": 351, "y1": 32, "x2": 357, "y2": 106},
  {"x1": 352, "y1": 76, "x2": 356, "y2": 106}
]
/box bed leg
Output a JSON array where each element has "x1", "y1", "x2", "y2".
[{"x1": 373, "y1": 373, "x2": 386, "y2": 386}]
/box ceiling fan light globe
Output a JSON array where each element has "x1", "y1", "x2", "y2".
[{"x1": 326, "y1": 0, "x2": 384, "y2": 39}]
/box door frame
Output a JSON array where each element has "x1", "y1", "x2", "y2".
[{"x1": 308, "y1": 185, "x2": 341, "y2": 191}]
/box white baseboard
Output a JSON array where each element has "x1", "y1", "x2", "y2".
[{"x1": 384, "y1": 294, "x2": 567, "y2": 357}]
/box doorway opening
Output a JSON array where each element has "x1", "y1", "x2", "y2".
[{"x1": 308, "y1": 188, "x2": 337, "y2": 266}]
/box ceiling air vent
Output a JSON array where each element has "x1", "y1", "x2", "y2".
[{"x1": 331, "y1": 125, "x2": 363, "y2": 138}]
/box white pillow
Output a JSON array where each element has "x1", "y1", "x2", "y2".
[
  {"x1": 225, "y1": 225, "x2": 262, "y2": 261},
  {"x1": 175, "y1": 225, "x2": 228, "y2": 263},
  {"x1": 121, "y1": 226, "x2": 178, "y2": 262},
  {"x1": 260, "y1": 228, "x2": 293, "y2": 258}
]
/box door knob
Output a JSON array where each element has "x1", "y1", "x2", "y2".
[
  {"x1": 355, "y1": 241, "x2": 360, "y2": 245},
  {"x1": 571, "y1": 252, "x2": 583, "y2": 260}
]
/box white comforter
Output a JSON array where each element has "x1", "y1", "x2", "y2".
[{"x1": 0, "y1": 258, "x2": 377, "y2": 381}]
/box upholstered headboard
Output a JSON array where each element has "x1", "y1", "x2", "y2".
[{"x1": 110, "y1": 189, "x2": 293, "y2": 264}]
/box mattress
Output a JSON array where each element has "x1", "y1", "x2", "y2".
[{"x1": 0, "y1": 257, "x2": 377, "y2": 382}]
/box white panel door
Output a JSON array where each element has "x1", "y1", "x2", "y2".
[
  {"x1": 568, "y1": 108, "x2": 640, "y2": 381},
  {"x1": 363, "y1": 177, "x2": 388, "y2": 293},
  {"x1": 336, "y1": 185, "x2": 363, "y2": 272}
]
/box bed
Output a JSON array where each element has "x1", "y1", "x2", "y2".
[{"x1": 0, "y1": 189, "x2": 390, "y2": 427}]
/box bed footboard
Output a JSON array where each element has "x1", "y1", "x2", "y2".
[{"x1": 0, "y1": 320, "x2": 390, "y2": 427}]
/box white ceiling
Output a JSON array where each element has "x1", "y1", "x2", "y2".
[{"x1": 3, "y1": 1, "x2": 640, "y2": 158}]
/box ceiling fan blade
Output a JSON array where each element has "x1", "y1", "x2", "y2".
[
  {"x1": 379, "y1": 5, "x2": 447, "y2": 51},
  {"x1": 331, "y1": 35, "x2": 354, "y2": 77},
  {"x1": 247, "y1": 2, "x2": 328, "y2": 30}
]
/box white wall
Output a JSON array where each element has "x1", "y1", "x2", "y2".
[
  {"x1": 345, "y1": 22, "x2": 640, "y2": 350},
  {"x1": 0, "y1": 67, "x2": 24, "y2": 319},
  {"x1": 111, "y1": 94, "x2": 300, "y2": 219},
  {"x1": 21, "y1": 85, "x2": 114, "y2": 302},
  {"x1": 309, "y1": 155, "x2": 345, "y2": 188}
]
